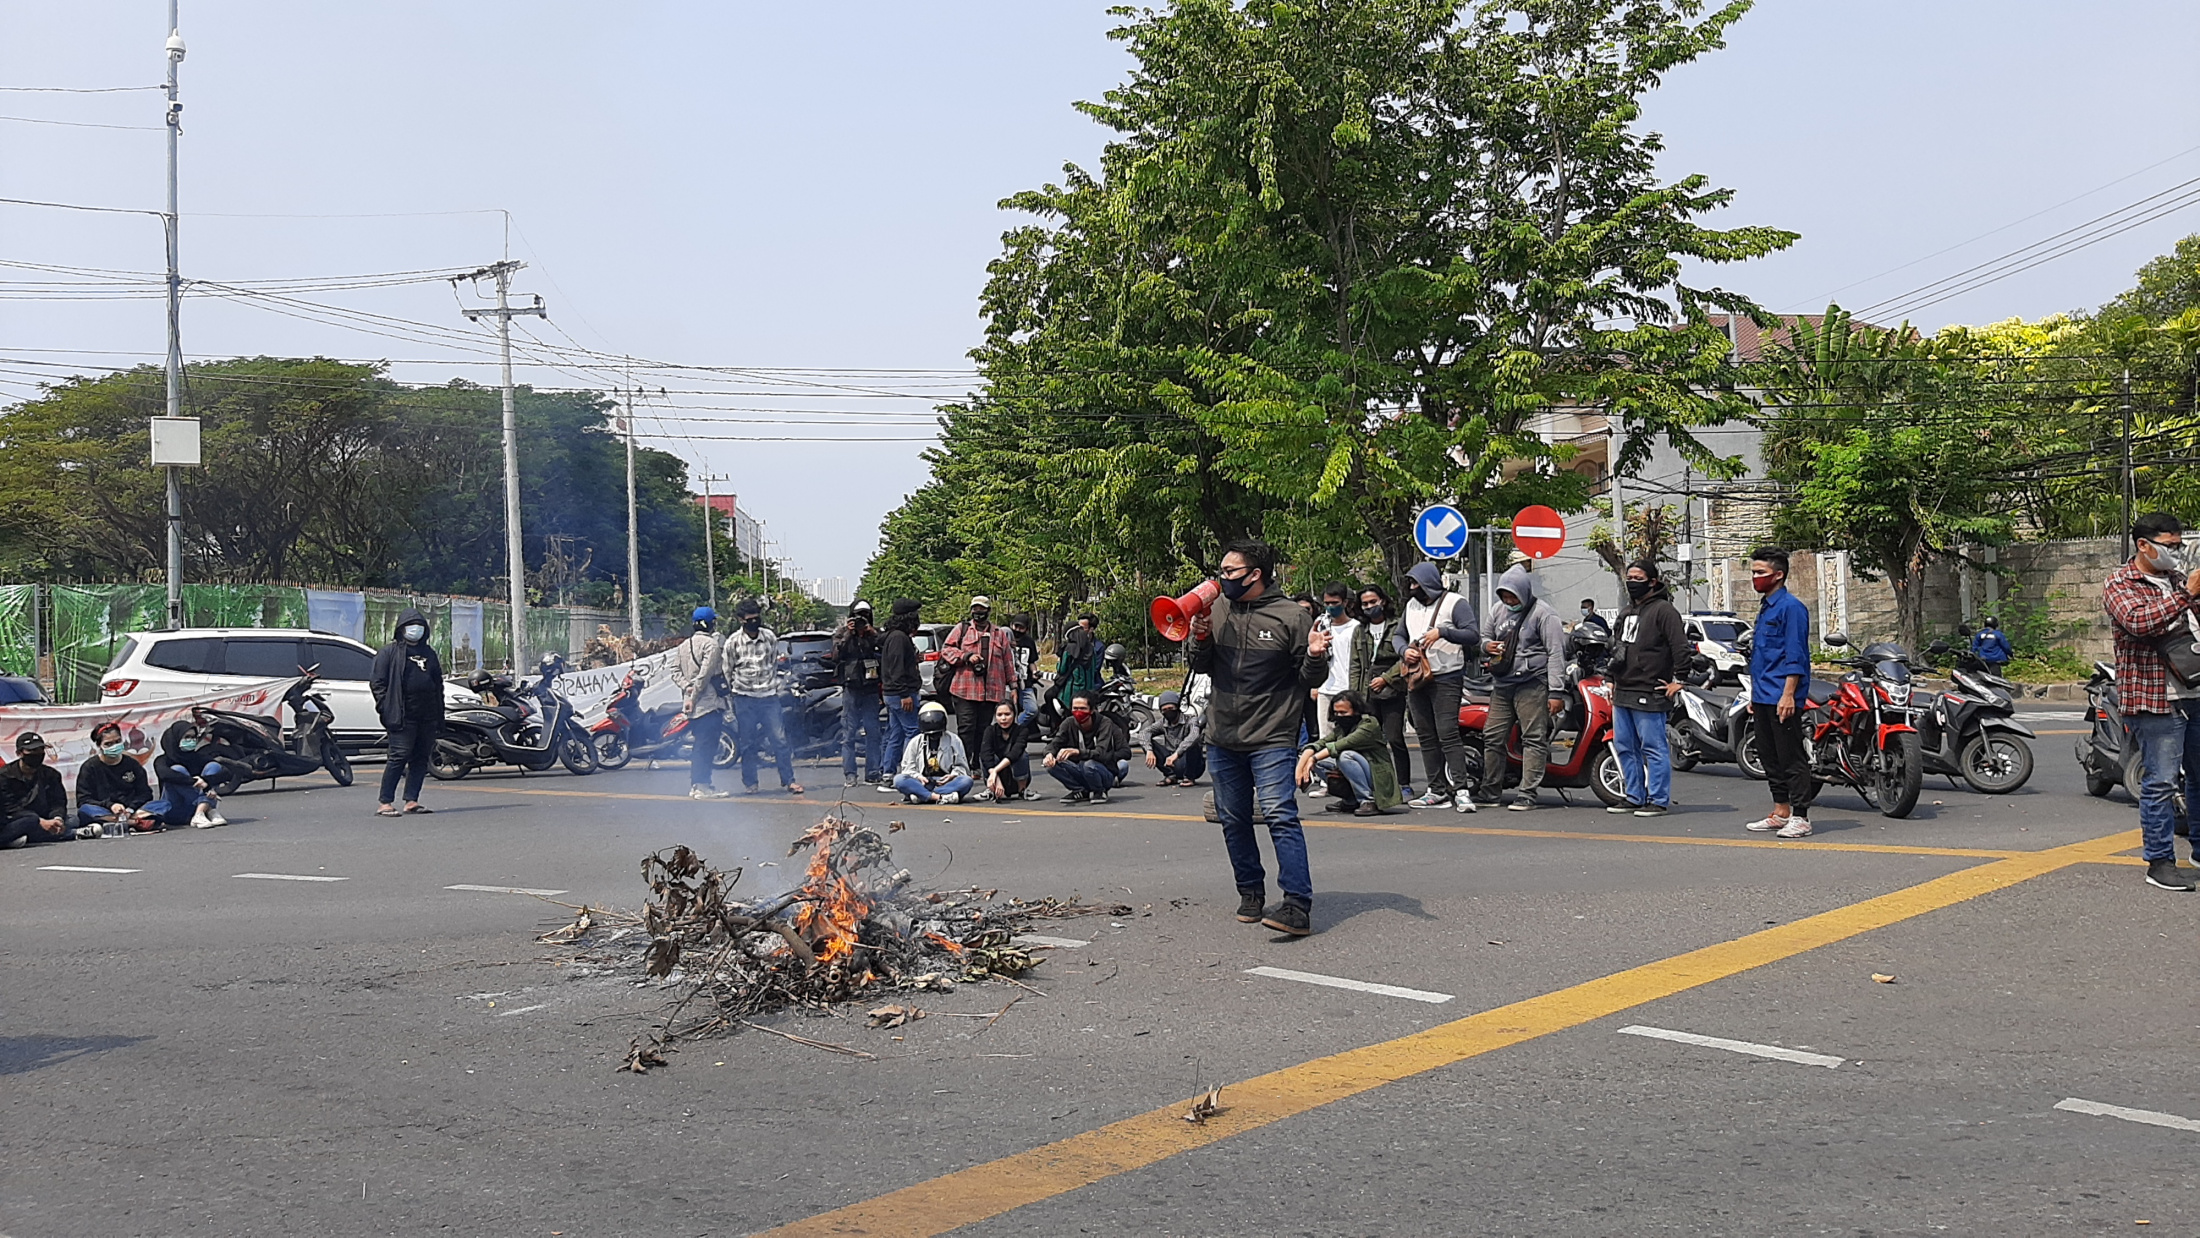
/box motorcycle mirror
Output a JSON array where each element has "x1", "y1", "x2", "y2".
[{"x1": 1823, "y1": 632, "x2": 1849, "y2": 647}]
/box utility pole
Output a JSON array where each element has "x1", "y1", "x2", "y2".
[
  {"x1": 621, "y1": 376, "x2": 641, "y2": 637},
  {"x1": 161, "y1": 6, "x2": 187, "y2": 631},
  {"x1": 2121, "y1": 367, "x2": 2136, "y2": 560},
  {"x1": 1608, "y1": 411, "x2": 1625, "y2": 562},
  {"x1": 697, "y1": 473, "x2": 728, "y2": 613},
  {"x1": 458, "y1": 261, "x2": 545, "y2": 668}
]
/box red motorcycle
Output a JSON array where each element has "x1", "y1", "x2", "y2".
[
  {"x1": 1801, "y1": 634, "x2": 1924, "y2": 818},
  {"x1": 585, "y1": 668, "x2": 735, "y2": 771},
  {"x1": 1459, "y1": 628, "x2": 1626, "y2": 807}
]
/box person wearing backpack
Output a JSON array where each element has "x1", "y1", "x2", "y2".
[{"x1": 1605, "y1": 560, "x2": 1689, "y2": 817}]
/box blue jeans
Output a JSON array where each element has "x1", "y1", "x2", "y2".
[
  {"x1": 145, "y1": 761, "x2": 225, "y2": 826},
  {"x1": 894, "y1": 771, "x2": 972, "y2": 801},
  {"x1": 884, "y1": 695, "x2": 920, "y2": 777},
  {"x1": 1209, "y1": 744, "x2": 1311, "y2": 903},
  {"x1": 2130, "y1": 701, "x2": 2200, "y2": 861},
  {"x1": 1048, "y1": 758, "x2": 1117, "y2": 794},
  {"x1": 688, "y1": 709, "x2": 725, "y2": 788},
  {"x1": 730, "y1": 695, "x2": 796, "y2": 789},
  {"x1": 1611, "y1": 704, "x2": 1673, "y2": 808},
  {"x1": 1016, "y1": 686, "x2": 1039, "y2": 729},
  {"x1": 1313, "y1": 751, "x2": 1373, "y2": 803},
  {"x1": 841, "y1": 687, "x2": 884, "y2": 780}
]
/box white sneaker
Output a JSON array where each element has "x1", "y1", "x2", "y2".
[
  {"x1": 207, "y1": 810, "x2": 228, "y2": 826},
  {"x1": 74, "y1": 824, "x2": 104, "y2": 840},
  {"x1": 1774, "y1": 816, "x2": 1813, "y2": 839},
  {"x1": 688, "y1": 785, "x2": 731, "y2": 800},
  {"x1": 190, "y1": 808, "x2": 218, "y2": 829},
  {"x1": 941, "y1": 791, "x2": 961, "y2": 805},
  {"x1": 1745, "y1": 813, "x2": 1784, "y2": 832},
  {"x1": 1453, "y1": 790, "x2": 1478, "y2": 814},
  {"x1": 1022, "y1": 790, "x2": 1041, "y2": 801}
]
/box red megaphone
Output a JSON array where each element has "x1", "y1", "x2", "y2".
[{"x1": 1150, "y1": 579, "x2": 1222, "y2": 642}]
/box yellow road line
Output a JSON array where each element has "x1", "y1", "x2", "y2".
[
  {"x1": 754, "y1": 830, "x2": 2130, "y2": 1238},
  {"x1": 447, "y1": 783, "x2": 2040, "y2": 862}
]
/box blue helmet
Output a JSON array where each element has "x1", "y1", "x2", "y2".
[{"x1": 692, "y1": 606, "x2": 716, "y2": 625}]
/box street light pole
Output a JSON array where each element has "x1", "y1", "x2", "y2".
[{"x1": 162, "y1": 5, "x2": 186, "y2": 630}]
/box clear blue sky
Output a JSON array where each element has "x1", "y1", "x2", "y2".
[{"x1": 2, "y1": 2, "x2": 2196, "y2": 583}]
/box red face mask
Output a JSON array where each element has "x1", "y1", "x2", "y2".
[
  {"x1": 1751, "y1": 574, "x2": 1781, "y2": 594},
  {"x1": 1071, "y1": 708, "x2": 1093, "y2": 724}
]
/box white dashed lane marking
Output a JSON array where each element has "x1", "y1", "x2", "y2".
[
  {"x1": 495, "y1": 1004, "x2": 548, "y2": 1018},
  {"x1": 234, "y1": 872, "x2": 349, "y2": 883},
  {"x1": 38, "y1": 865, "x2": 141, "y2": 874},
  {"x1": 2055, "y1": 1098, "x2": 2200, "y2": 1133},
  {"x1": 1243, "y1": 966, "x2": 1455, "y2": 1004},
  {"x1": 445, "y1": 884, "x2": 568, "y2": 897},
  {"x1": 1617, "y1": 1024, "x2": 1844, "y2": 1068}
]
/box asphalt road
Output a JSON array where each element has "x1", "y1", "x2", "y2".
[{"x1": 5, "y1": 715, "x2": 2195, "y2": 1238}]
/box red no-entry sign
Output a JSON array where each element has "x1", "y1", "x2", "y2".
[{"x1": 1510, "y1": 505, "x2": 1567, "y2": 559}]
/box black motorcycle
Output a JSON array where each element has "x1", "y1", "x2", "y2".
[
  {"x1": 1036, "y1": 650, "x2": 1146, "y2": 738},
  {"x1": 2076, "y1": 661, "x2": 2187, "y2": 835},
  {"x1": 432, "y1": 656, "x2": 597, "y2": 779},
  {"x1": 198, "y1": 672, "x2": 354, "y2": 788},
  {"x1": 1920, "y1": 639, "x2": 2035, "y2": 793}
]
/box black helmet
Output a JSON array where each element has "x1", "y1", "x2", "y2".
[
  {"x1": 1105, "y1": 642, "x2": 1127, "y2": 663},
  {"x1": 467, "y1": 669, "x2": 497, "y2": 692},
  {"x1": 918, "y1": 701, "x2": 949, "y2": 734}
]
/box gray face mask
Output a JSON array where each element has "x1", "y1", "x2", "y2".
[{"x1": 402, "y1": 624, "x2": 426, "y2": 643}]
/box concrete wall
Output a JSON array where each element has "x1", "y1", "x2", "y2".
[{"x1": 1694, "y1": 538, "x2": 2120, "y2": 661}]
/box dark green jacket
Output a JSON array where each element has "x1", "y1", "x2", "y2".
[{"x1": 1307, "y1": 715, "x2": 1402, "y2": 809}]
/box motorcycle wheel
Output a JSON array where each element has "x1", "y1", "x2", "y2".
[
  {"x1": 2122, "y1": 751, "x2": 2145, "y2": 805},
  {"x1": 429, "y1": 753, "x2": 471, "y2": 781},
  {"x1": 559, "y1": 728, "x2": 598, "y2": 776},
  {"x1": 2078, "y1": 741, "x2": 2114, "y2": 797},
  {"x1": 1958, "y1": 732, "x2": 2033, "y2": 795},
  {"x1": 1668, "y1": 724, "x2": 1700, "y2": 773},
  {"x1": 1875, "y1": 731, "x2": 1924, "y2": 818},
  {"x1": 594, "y1": 731, "x2": 632, "y2": 771},
  {"x1": 1734, "y1": 718, "x2": 1766, "y2": 781},
  {"x1": 714, "y1": 730, "x2": 738, "y2": 769},
  {"x1": 1126, "y1": 703, "x2": 1157, "y2": 742},
  {"x1": 324, "y1": 745, "x2": 354, "y2": 788},
  {"x1": 1589, "y1": 744, "x2": 1627, "y2": 807}
]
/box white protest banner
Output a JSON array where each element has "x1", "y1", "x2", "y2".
[
  {"x1": 555, "y1": 650, "x2": 680, "y2": 718},
  {"x1": 0, "y1": 678, "x2": 298, "y2": 773}
]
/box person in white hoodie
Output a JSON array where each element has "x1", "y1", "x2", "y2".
[
  {"x1": 895, "y1": 701, "x2": 972, "y2": 804},
  {"x1": 1479, "y1": 564, "x2": 1570, "y2": 810}
]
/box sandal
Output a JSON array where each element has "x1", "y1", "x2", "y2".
[
  {"x1": 375, "y1": 805, "x2": 401, "y2": 817},
  {"x1": 403, "y1": 803, "x2": 433, "y2": 814},
  {"x1": 785, "y1": 783, "x2": 805, "y2": 795}
]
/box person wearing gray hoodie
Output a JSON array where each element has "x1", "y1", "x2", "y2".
[{"x1": 1480, "y1": 564, "x2": 1570, "y2": 809}]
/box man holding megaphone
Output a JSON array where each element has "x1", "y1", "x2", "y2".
[{"x1": 1186, "y1": 539, "x2": 1332, "y2": 937}]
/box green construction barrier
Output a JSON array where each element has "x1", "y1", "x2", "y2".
[
  {"x1": 52, "y1": 585, "x2": 166, "y2": 703},
  {"x1": 0, "y1": 585, "x2": 34, "y2": 680}
]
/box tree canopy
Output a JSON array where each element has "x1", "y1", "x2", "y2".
[{"x1": 862, "y1": 0, "x2": 1794, "y2": 615}]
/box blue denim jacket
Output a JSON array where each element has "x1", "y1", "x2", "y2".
[{"x1": 1750, "y1": 586, "x2": 1812, "y2": 703}]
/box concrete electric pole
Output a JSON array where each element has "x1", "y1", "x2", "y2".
[
  {"x1": 155, "y1": 5, "x2": 194, "y2": 631},
  {"x1": 458, "y1": 261, "x2": 545, "y2": 668}
]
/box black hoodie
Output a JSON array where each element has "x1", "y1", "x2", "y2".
[
  {"x1": 369, "y1": 607, "x2": 445, "y2": 730},
  {"x1": 1610, "y1": 578, "x2": 1689, "y2": 699}
]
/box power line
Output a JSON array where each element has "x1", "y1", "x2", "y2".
[{"x1": 0, "y1": 113, "x2": 163, "y2": 131}]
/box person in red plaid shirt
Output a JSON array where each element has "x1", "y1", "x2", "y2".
[
  {"x1": 940, "y1": 596, "x2": 1016, "y2": 762},
  {"x1": 2104, "y1": 512, "x2": 2200, "y2": 891}
]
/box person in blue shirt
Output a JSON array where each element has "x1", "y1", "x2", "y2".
[
  {"x1": 1969, "y1": 616, "x2": 2013, "y2": 674},
  {"x1": 1742, "y1": 547, "x2": 1817, "y2": 839}
]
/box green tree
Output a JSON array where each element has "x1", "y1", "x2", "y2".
[{"x1": 864, "y1": 0, "x2": 1793, "y2": 611}]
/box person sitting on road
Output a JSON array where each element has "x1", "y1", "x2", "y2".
[
  {"x1": 1044, "y1": 693, "x2": 1131, "y2": 804},
  {"x1": 978, "y1": 701, "x2": 1033, "y2": 802},
  {"x1": 0, "y1": 732, "x2": 71, "y2": 848},
  {"x1": 1969, "y1": 616, "x2": 2014, "y2": 674},
  {"x1": 145, "y1": 719, "x2": 229, "y2": 829},
  {"x1": 75, "y1": 721, "x2": 157, "y2": 837},
  {"x1": 1141, "y1": 690, "x2": 1206, "y2": 786},
  {"x1": 1297, "y1": 690, "x2": 1404, "y2": 817},
  {"x1": 895, "y1": 701, "x2": 972, "y2": 805}
]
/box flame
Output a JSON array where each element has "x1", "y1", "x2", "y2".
[
  {"x1": 924, "y1": 932, "x2": 965, "y2": 954},
  {"x1": 789, "y1": 827, "x2": 873, "y2": 964}
]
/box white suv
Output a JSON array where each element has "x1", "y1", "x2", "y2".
[{"x1": 101, "y1": 628, "x2": 475, "y2": 749}]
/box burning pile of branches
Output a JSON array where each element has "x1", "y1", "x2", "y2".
[{"x1": 540, "y1": 816, "x2": 1130, "y2": 1070}]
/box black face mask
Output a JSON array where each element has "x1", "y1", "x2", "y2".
[
  {"x1": 1331, "y1": 714, "x2": 1355, "y2": 730},
  {"x1": 1626, "y1": 579, "x2": 1652, "y2": 601},
  {"x1": 741, "y1": 618, "x2": 761, "y2": 632},
  {"x1": 1362, "y1": 604, "x2": 1384, "y2": 621}
]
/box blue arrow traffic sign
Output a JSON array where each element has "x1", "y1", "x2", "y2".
[{"x1": 1413, "y1": 504, "x2": 1469, "y2": 559}]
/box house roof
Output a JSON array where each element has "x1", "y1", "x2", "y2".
[{"x1": 1697, "y1": 314, "x2": 1889, "y2": 364}]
